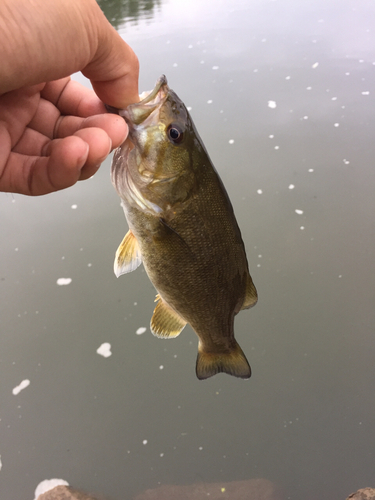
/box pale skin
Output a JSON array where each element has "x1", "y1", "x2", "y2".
[{"x1": 0, "y1": 0, "x2": 139, "y2": 196}]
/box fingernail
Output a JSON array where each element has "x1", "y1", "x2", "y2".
[
  {"x1": 96, "y1": 137, "x2": 112, "y2": 165},
  {"x1": 92, "y1": 163, "x2": 102, "y2": 173},
  {"x1": 77, "y1": 144, "x2": 89, "y2": 167},
  {"x1": 118, "y1": 121, "x2": 129, "y2": 145},
  {"x1": 107, "y1": 136, "x2": 113, "y2": 154}
]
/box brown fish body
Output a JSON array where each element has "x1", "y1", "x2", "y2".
[{"x1": 111, "y1": 75, "x2": 257, "y2": 379}]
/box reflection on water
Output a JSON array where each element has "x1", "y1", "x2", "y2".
[
  {"x1": 1, "y1": 1, "x2": 375, "y2": 500},
  {"x1": 97, "y1": 0, "x2": 162, "y2": 28}
]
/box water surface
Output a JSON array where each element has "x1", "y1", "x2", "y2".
[{"x1": 1, "y1": 1, "x2": 375, "y2": 499}]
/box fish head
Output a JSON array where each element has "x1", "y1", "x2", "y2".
[{"x1": 111, "y1": 75, "x2": 203, "y2": 215}]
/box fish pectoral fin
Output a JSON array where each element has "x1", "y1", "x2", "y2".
[
  {"x1": 195, "y1": 341, "x2": 251, "y2": 380},
  {"x1": 150, "y1": 296, "x2": 187, "y2": 339},
  {"x1": 114, "y1": 230, "x2": 142, "y2": 277},
  {"x1": 241, "y1": 274, "x2": 258, "y2": 310}
]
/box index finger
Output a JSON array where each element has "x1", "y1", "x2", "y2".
[{"x1": 41, "y1": 78, "x2": 107, "y2": 117}]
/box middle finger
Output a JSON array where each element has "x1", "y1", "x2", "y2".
[
  {"x1": 28, "y1": 97, "x2": 60, "y2": 139},
  {"x1": 12, "y1": 127, "x2": 49, "y2": 156},
  {"x1": 55, "y1": 113, "x2": 128, "y2": 149}
]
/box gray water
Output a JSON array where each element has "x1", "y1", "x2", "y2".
[{"x1": 1, "y1": 1, "x2": 375, "y2": 499}]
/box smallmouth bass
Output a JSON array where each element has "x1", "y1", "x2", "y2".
[{"x1": 110, "y1": 75, "x2": 258, "y2": 380}]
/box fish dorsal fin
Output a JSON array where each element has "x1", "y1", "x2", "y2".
[
  {"x1": 114, "y1": 230, "x2": 142, "y2": 277},
  {"x1": 151, "y1": 295, "x2": 187, "y2": 339},
  {"x1": 196, "y1": 340, "x2": 251, "y2": 380},
  {"x1": 241, "y1": 273, "x2": 258, "y2": 310}
]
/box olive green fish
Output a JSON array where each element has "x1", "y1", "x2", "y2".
[{"x1": 110, "y1": 75, "x2": 258, "y2": 380}]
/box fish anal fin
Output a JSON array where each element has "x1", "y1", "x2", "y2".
[
  {"x1": 151, "y1": 296, "x2": 187, "y2": 339},
  {"x1": 114, "y1": 230, "x2": 142, "y2": 277},
  {"x1": 241, "y1": 273, "x2": 258, "y2": 310},
  {"x1": 196, "y1": 340, "x2": 251, "y2": 380}
]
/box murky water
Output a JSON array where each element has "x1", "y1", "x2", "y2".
[{"x1": 1, "y1": 0, "x2": 375, "y2": 499}]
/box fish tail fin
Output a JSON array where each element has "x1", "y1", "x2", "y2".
[{"x1": 195, "y1": 341, "x2": 251, "y2": 380}]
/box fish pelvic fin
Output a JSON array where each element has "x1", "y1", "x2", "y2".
[
  {"x1": 196, "y1": 341, "x2": 251, "y2": 380},
  {"x1": 151, "y1": 295, "x2": 187, "y2": 339},
  {"x1": 241, "y1": 273, "x2": 258, "y2": 310},
  {"x1": 114, "y1": 230, "x2": 142, "y2": 277}
]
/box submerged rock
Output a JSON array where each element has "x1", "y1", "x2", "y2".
[
  {"x1": 37, "y1": 485, "x2": 100, "y2": 500},
  {"x1": 347, "y1": 488, "x2": 375, "y2": 500},
  {"x1": 133, "y1": 478, "x2": 282, "y2": 500}
]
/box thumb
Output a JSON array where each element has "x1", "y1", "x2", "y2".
[{"x1": 83, "y1": 7, "x2": 140, "y2": 108}]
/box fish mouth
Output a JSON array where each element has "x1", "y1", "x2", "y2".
[
  {"x1": 121, "y1": 75, "x2": 169, "y2": 127},
  {"x1": 138, "y1": 75, "x2": 168, "y2": 106}
]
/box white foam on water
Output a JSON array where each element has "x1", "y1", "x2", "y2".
[
  {"x1": 12, "y1": 379, "x2": 30, "y2": 395},
  {"x1": 56, "y1": 278, "x2": 72, "y2": 286},
  {"x1": 136, "y1": 327, "x2": 146, "y2": 335},
  {"x1": 33, "y1": 479, "x2": 69, "y2": 500},
  {"x1": 96, "y1": 343, "x2": 112, "y2": 358}
]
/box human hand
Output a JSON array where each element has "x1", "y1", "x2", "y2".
[{"x1": 0, "y1": 0, "x2": 139, "y2": 196}]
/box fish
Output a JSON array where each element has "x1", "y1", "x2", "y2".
[{"x1": 109, "y1": 75, "x2": 258, "y2": 380}]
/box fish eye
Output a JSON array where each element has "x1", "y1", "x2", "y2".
[{"x1": 167, "y1": 124, "x2": 184, "y2": 144}]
